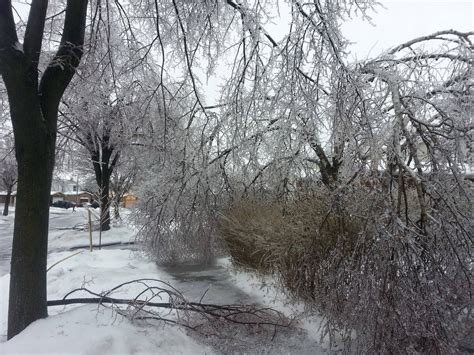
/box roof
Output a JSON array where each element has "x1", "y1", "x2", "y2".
[{"x1": 61, "y1": 191, "x2": 93, "y2": 196}]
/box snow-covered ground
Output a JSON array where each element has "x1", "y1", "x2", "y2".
[
  {"x1": 0, "y1": 207, "x2": 14, "y2": 277},
  {"x1": 0, "y1": 206, "x2": 212, "y2": 354},
  {"x1": 0, "y1": 206, "x2": 134, "y2": 277},
  {"x1": 0, "y1": 205, "x2": 330, "y2": 354},
  {"x1": 1, "y1": 249, "x2": 211, "y2": 354}
]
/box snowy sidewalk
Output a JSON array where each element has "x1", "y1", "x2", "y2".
[{"x1": 0, "y1": 207, "x2": 135, "y2": 277}]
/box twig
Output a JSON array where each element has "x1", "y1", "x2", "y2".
[{"x1": 47, "y1": 251, "x2": 84, "y2": 272}]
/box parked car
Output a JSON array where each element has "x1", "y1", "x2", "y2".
[
  {"x1": 89, "y1": 201, "x2": 100, "y2": 209},
  {"x1": 51, "y1": 200, "x2": 76, "y2": 209}
]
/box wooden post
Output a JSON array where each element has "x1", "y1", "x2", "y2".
[{"x1": 88, "y1": 209, "x2": 93, "y2": 252}]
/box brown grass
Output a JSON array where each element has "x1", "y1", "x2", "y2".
[
  {"x1": 216, "y1": 182, "x2": 472, "y2": 353},
  {"x1": 217, "y1": 188, "x2": 372, "y2": 303}
]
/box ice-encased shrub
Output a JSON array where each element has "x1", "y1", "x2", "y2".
[{"x1": 218, "y1": 183, "x2": 472, "y2": 353}]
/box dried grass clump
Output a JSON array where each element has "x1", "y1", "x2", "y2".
[
  {"x1": 218, "y1": 183, "x2": 472, "y2": 353},
  {"x1": 217, "y1": 199, "x2": 283, "y2": 272},
  {"x1": 218, "y1": 187, "x2": 372, "y2": 297}
]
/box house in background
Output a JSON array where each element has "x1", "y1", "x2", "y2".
[
  {"x1": 4, "y1": 176, "x2": 135, "y2": 208},
  {"x1": 64, "y1": 191, "x2": 93, "y2": 205},
  {"x1": 51, "y1": 191, "x2": 65, "y2": 204},
  {"x1": 51, "y1": 176, "x2": 94, "y2": 205},
  {"x1": 51, "y1": 191, "x2": 93, "y2": 205},
  {"x1": 121, "y1": 193, "x2": 137, "y2": 208},
  {"x1": 51, "y1": 177, "x2": 79, "y2": 193}
]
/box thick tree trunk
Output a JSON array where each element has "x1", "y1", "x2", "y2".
[
  {"x1": 0, "y1": 0, "x2": 88, "y2": 339},
  {"x1": 3, "y1": 188, "x2": 11, "y2": 216},
  {"x1": 8, "y1": 149, "x2": 53, "y2": 338},
  {"x1": 5, "y1": 68, "x2": 55, "y2": 339}
]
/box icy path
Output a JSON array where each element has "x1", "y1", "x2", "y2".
[
  {"x1": 164, "y1": 261, "x2": 329, "y2": 354},
  {"x1": 162, "y1": 262, "x2": 251, "y2": 304}
]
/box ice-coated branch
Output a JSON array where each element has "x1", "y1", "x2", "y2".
[{"x1": 48, "y1": 279, "x2": 292, "y2": 331}]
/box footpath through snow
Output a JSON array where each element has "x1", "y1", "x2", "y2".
[{"x1": 0, "y1": 206, "x2": 333, "y2": 354}]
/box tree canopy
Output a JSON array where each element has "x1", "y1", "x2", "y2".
[{"x1": 0, "y1": 0, "x2": 472, "y2": 351}]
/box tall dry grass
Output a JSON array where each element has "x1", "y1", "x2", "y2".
[{"x1": 217, "y1": 183, "x2": 472, "y2": 353}]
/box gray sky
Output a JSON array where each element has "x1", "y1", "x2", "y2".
[
  {"x1": 206, "y1": 0, "x2": 473, "y2": 103},
  {"x1": 342, "y1": 0, "x2": 473, "y2": 59},
  {"x1": 12, "y1": 1, "x2": 472, "y2": 59},
  {"x1": 11, "y1": 1, "x2": 473, "y2": 102}
]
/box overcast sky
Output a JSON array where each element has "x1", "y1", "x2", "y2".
[
  {"x1": 10, "y1": 1, "x2": 473, "y2": 103},
  {"x1": 12, "y1": 1, "x2": 472, "y2": 59},
  {"x1": 206, "y1": 0, "x2": 473, "y2": 104},
  {"x1": 342, "y1": 0, "x2": 473, "y2": 59}
]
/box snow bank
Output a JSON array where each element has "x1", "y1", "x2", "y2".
[
  {"x1": 0, "y1": 248, "x2": 212, "y2": 354},
  {"x1": 2, "y1": 305, "x2": 207, "y2": 355}
]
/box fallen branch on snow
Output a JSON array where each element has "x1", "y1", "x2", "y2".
[
  {"x1": 68, "y1": 241, "x2": 135, "y2": 250},
  {"x1": 47, "y1": 278, "x2": 292, "y2": 333}
]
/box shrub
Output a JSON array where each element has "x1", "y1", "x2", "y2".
[
  {"x1": 218, "y1": 187, "x2": 371, "y2": 309},
  {"x1": 217, "y1": 182, "x2": 472, "y2": 353}
]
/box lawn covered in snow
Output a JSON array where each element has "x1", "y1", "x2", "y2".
[
  {"x1": 0, "y1": 207, "x2": 213, "y2": 354},
  {"x1": 0, "y1": 206, "x2": 332, "y2": 354}
]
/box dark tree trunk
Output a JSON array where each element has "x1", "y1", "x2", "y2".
[
  {"x1": 114, "y1": 199, "x2": 121, "y2": 220},
  {"x1": 304, "y1": 132, "x2": 342, "y2": 190},
  {"x1": 311, "y1": 143, "x2": 341, "y2": 189},
  {"x1": 3, "y1": 187, "x2": 12, "y2": 216},
  {"x1": 320, "y1": 162, "x2": 340, "y2": 188},
  {"x1": 8, "y1": 143, "x2": 53, "y2": 338},
  {"x1": 99, "y1": 171, "x2": 111, "y2": 231},
  {"x1": 90, "y1": 142, "x2": 119, "y2": 233},
  {"x1": 4, "y1": 66, "x2": 55, "y2": 339},
  {"x1": 0, "y1": 0, "x2": 88, "y2": 339},
  {"x1": 91, "y1": 155, "x2": 112, "y2": 232}
]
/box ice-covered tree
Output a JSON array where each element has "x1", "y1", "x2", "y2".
[
  {"x1": 127, "y1": 0, "x2": 380, "y2": 262},
  {"x1": 132, "y1": 4, "x2": 473, "y2": 351},
  {"x1": 60, "y1": 12, "x2": 150, "y2": 230}
]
